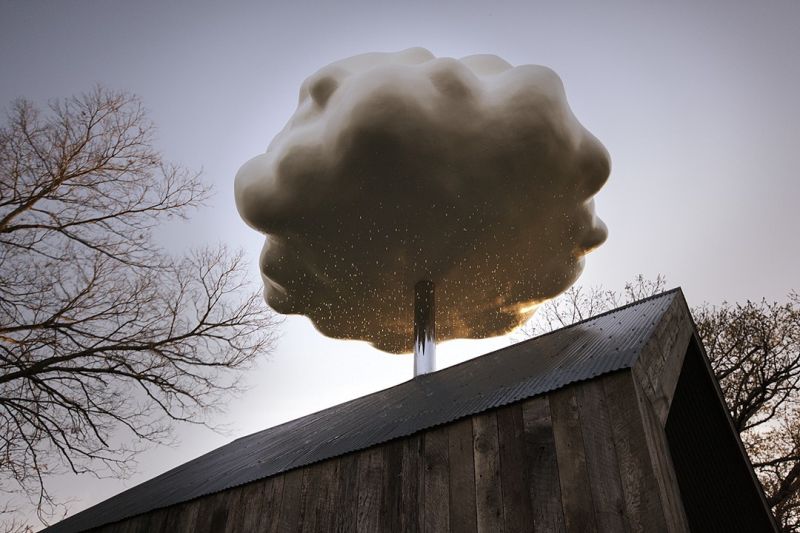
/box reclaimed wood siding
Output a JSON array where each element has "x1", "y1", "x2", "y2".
[
  {"x1": 95, "y1": 372, "x2": 685, "y2": 533},
  {"x1": 633, "y1": 293, "x2": 694, "y2": 426}
]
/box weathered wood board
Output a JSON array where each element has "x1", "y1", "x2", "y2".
[{"x1": 95, "y1": 371, "x2": 694, "y2": 533}]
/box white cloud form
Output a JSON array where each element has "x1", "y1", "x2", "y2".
[{"x1": 235, "y1": 47, "x2": 610, "y2": 353}]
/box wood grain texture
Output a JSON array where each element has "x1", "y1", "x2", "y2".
[
  {"x1": 224, "y1": 483, "x2": 254, "y2": 533},
  {"x1": 277, "y1": 468, "x2": 306, "y2": 532},
  {"x1": 574, "y1": 379, "x2": 630, "y2": 533},
  {"x1": 161, "y1": 500, "x2": 192, "y2": 533},
  {"x1": 264, "y1": 475, "x2": 286, "y2": 533},
  {"x1": 209, "y1": 489, "x2": 235, "y2": 533},
  {"x1": 111, "y1": 514, "x2": 144, "y2": 533},
  {"x1": 333, "y1": 453, "x2": 359, "y2": 533},
  {"x1": 132, "y1": 513, "x2": 154, "y2": 533},
  {"x1": 180, "y1": 501, "x2": 204, "y2": 533},
  {"x1": 521, "y1": 395, "x2": 565, "y2": 533},
  {"x1": 633, "y1": 295, "x2": 693, "y2": 425},
  {"x1": 221, "y1": 485, "x2": 245, "y2": 533},
  {"x1": 634, "y1": 378, "x2": 690, "y2": 532},
  {"x1": 91, "y1": 367, "x2": 698, "y2": 533},
  {"x1": 381, "y1": 439, "x2": 404, "y2": 532},
  {"x1": 151, "y1": 507, "x2": 175, "y2": 532},
  {"x1": 301, "y1": 458, "x2": 339, "y2": 533},
  {"x1": 356, "y1": 445, "x2": 384, "y2": 533},
  {"x1": 400, "y1": 433, "x2": 425, "y2": 533},
  {"x1": 473, "y1": 411, "x2": 504, "y2": 533},
  {"x1": 603, "y1": 371, "x2": 669, "y2": 533},
  {"x1": 161, "y1": 506, "x2": 181, "y2": 532},
  {"x1": 98, "y1": 517, "x2": 123, "y2": 533},
  {"x1": 234, "y1": 478, "x2": 277, "y2": 533},
  {"x1": 549, "y1": 387, "x2": 597, "y2": 533},
  {"x1": 496, "y1": 403, "x2": 534, "y2": 533},
  {"x1": 423, "y1": 425, "x2": 450, "y2": 533},
  {"x1": 190, "y1": 488, "x2": 226, "y2": 533},
  {"x1": 448, "y1": 417, "x2": 478, "y2": 533}
]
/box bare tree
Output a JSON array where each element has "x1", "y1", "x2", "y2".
[
  {"x1": 694, "y1": 294, "x2": 800, "y2": 531},
  {"x1": 520, "y1": 277, "x2": 800, "y2": 531},
  {"x1": 519, "y1": 274, "x2": 667, "y2": 337},
  {"x1": 0, "y1": 88, "x2": 278, "y2": 526}
]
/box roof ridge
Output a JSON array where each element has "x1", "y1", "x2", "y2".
[
  {"x1": 519, "y1": 286, "x2": 682, "y2": 341},
  {"x1": 234, "y1": 287, "x2": 682, "y2": 442},
  {"x1": 435, "y1": 286, "x2": 683, "y2": 373}
]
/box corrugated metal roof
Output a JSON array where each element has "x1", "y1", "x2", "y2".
[{"x1": 45, "y1": 289, "x2": 681, "y2": 533}]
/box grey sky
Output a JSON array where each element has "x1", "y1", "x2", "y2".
[{"x1": 2, "y1": 0, "x2": 799, "y2": 523}]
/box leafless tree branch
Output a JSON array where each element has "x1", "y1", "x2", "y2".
[{"x1": 0, "y1": 87, "x2": 280, "y2": 528}]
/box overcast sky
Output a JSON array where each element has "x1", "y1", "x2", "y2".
[{"x1": 2, "y1": 0, "x2": 799, "y2": 523}]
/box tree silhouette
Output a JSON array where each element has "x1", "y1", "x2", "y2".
[{"x1": 0, "y1": 88, "x2": 278, "y2": 527}]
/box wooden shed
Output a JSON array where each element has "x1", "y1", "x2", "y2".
[{"x1": 46, "y1": 289, "x2": 777, "y2": 532}]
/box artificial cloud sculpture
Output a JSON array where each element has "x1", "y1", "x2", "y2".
[{"x1": 235, "y1": 47, "x2": 610, "y2": 356}]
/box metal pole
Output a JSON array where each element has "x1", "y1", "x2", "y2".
[{"x1": 413, "y1": 280, "x2": 436, "y2": 376}]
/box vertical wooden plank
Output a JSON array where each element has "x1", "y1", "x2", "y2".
[
  {"x1": 193, "y1": 489, "x2": 232, "y2": 532},
  {"x1": 184, "y1": 498, "x2": 206, "y2": 533},
  {"x1": 133, "y1": 513, "x2": 157, "y2": 533},
  {"x1": 150, "y1": 507, "x2": 173, "y2": 533},
  {"x1": 603, "y1": 371, "x2": 669, "y2": 533},
  {"x1": 102, "y1": 518, "x2": 127, "y2": 533},
  {"x1": 496, "y1": 403, "x2": 533, "y2": 533},
  {"x1": 225, "y1": 486, "x2": 250, "y2": 533},
  {"x1": 236, "y1": 478, "x2": 276, "y2": 533},
  {"x1": 333, "y1": 454, "x2": 359, "y2": 533},
  {"x1": 267, "y1": 475, "x2": 287, "y2": 532},
  {"x1": 634, "y1": 380, "x2": 690, "y2": 532},
  {"x1": 277, "y1": 468, "x2": 306, "y2": 532},
  {"x1": 209, "y1": 490, "x2": 234, "y2": 533},
  {"x1": 113, "y1": 515, "x2": 135, "y2": 533},
  {"x1": 101, "y1": 519, "x2": 121, "y2": 533},
  {"x1": 263, "y1": 476, "x2": 287, "y2": 533},
  {"x1": 448, "y1": 418, "x2": 478, "y2": 533},
  {"x1": 181, "y1": 489, "x2": 231, "y2": 533},
  {"x1": 301, "y1": 458, "x2": 339, "y2": 533},
  {"x1": 130, "y1": 516, "x2": 147, "y2": 533},
  {"x1": 473, "y1": 411, "x2": 504, "y2": 533},
  {"x1": 549, "y1": 387, "x2": 598, "y2": 533},
  {"x1": 115, "y1": 515, "x2": 141, "y2": 533},
  {"x1": 222, "y1": 485, "x2": 245, "y2": 533},
  {"x1": 423, "y1": 425, "x2": 450, "y2": 533},
  {"x1": 400, "y1": 433, "x2": 424, "y2": 533},
  {"x1": 238, "y1": 478, "x2": 273, "y2": 533},
  {"x1": 381, "y1": 439, "x2": 404, "y2": 533},
  {"x1": 574, "y1": 380, "x2": 630, "y2": 533},
  {"x1": 521, "y1": 396, "x2": 565, "y2": 533},
  {"x1": 161, "y1": 500, "x2": 188, "y2": 533},
  {"x1": 356, "y1": 445, "x2": 384, "y2": 532},
  {"x1": 105, "y1": 517, "x2": 127, "y2": 533},
  {"x1": 209, "y1": 507, "x2": 231, "y2": 533},
  {"x1": 175, "y1": 498, "x2": 203, "y2": 533}
]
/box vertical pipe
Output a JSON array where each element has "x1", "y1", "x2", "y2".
[{"x1": 413, "y1": 280, "x2": 436, "y2": 376}]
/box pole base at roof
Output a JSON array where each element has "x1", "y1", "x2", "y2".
[{"x1": 413, "y1": 280, "x2": 436, "y2": 376}]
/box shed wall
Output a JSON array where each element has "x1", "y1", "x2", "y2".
[
  {"x1": 666, "y1": 340, "x2": 777, "y2": 532},
  {"x1": 93, "y1": 371, "x2": 685, "y2": 533}
]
